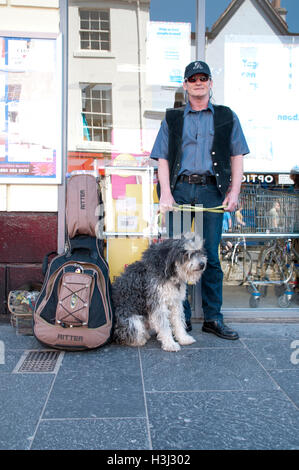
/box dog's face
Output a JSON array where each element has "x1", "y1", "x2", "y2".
[{"x1": 166, "y1": 233, "x2": 207, "y2": 284}]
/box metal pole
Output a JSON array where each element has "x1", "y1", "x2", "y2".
[
  {"x1": 58, "y1": 0, "x2": 68, "y2": 254},
  {"x1": 196, "y1": 0, "x2": 206, "y2": 60},
  {"x1": 194, "y1": 0, "x2": 206, "y2": 319},
  {"x1": 135, "y1": 0, "x2": 144, "y2": 152}
]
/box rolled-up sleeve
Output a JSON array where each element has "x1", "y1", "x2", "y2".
[
  {"x1": 230, "y1": 111, "x2": 250, "y2": 157},
  {"x1": 150, "y1": 119, "x2": 169, "y2": 160}
]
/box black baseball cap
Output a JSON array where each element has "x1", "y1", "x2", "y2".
[{"x1": 184, "y1": 61, "x2": 212, "y2": 80}]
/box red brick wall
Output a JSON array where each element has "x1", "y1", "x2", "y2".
[{"x1": 0, "y1": 212, "x2": 58, "y2": 314}]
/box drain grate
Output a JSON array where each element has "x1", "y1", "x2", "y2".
[{"x1": 13, "y1": 350, "x2": 64, "y2": 374}]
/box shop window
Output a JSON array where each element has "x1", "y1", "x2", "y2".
[
  {"x1": 7, "y1": 84, "x2": 21, "y2": 102},
  {"x1": 80, "y1": 83, "x2": 112, "y2": 143},
  {"x1": 79, "y1": 9, "x2": 110, "y2": 51}
]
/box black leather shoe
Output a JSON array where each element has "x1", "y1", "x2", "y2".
[
  {"x1": 185, "y1": 320, "x2": 192, "y2": 332},
  {"x1": 202, "y1": 320, "x2": 239, "y2": 340}
]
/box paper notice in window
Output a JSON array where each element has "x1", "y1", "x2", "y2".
[
  {"x1": 116, "y1": 197, "x2": 136, "y2": 212},
  {"x1": 117, "y1": 215, "x2": 138, "y2": 232}
]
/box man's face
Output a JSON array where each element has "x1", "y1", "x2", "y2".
[{"x1": 183, "y1": 73, "x2": 213, "y2": 100}]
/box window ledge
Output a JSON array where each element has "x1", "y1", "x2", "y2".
[
  {"x1": 73, "y1": 50, "x2": 115, "y2": 59},
  {"x1": 144, "y1": 110, "x2": 166, "y2": 120},
  {"x1": 76, "y1": 142, "x2": 112, "y2": 153}
]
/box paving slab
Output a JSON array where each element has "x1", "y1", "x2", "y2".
[
  {"x1": 269, "y1": 369, "x2": 299, "y2": 408},
  {"x1": 242, "y1": 338, "x2": 298, "y2": 370},
  {"x1": 140, "y1": 347, "x2": 278, "y2": 392},
  {"x1": 146, "y1": 391, "x2": 299, "y2": 450},
  {"x1": 0, "y1": 349, "x2": 24, "y2": 373},
  {"x1": 43, "y1": 346, "x2": 145, "y2": 420},
  {"x1": 144, "y1": 323, "x2": 244, "y2": 349},
  {"x1": 229, "y1": 322, "x2": 299, "y2": 339},
  {"x1": 31, "y1": 418, "x2": 150, "y2": 450},
  {"x1": 0, "y1": 374, "x2": 54, "y2": 450},
  {"x1": 0, "y1": 323, "x2": 42, "y2": 350}
]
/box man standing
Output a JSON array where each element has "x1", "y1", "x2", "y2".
[{"x1": 150, "y1": 61, "x2": 249, "y2": 340}]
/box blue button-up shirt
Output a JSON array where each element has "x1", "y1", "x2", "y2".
[{"x1": 150, "y1": 102, "x2": 250, "y2": 175}]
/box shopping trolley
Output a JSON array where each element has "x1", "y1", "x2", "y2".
[{"x1": 222, "y1": 186, "x2": 299, "y2": 308}]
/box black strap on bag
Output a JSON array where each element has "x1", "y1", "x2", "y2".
[
  {"x1": 67, "y1": 236, "x2": 99, "y2": 260},
  {"x1": 42, "y1": 251, "x2": 58, "y2": 276}
]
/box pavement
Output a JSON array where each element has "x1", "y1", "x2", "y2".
[{"x1": 0, "y1": 319, "x2": 299, "y2": 451}]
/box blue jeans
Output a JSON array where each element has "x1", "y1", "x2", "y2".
[{"x1": 169, "y1": 181, "x2": 224, "y2": 322}]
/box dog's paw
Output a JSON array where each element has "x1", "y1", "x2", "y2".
[
  {"x1": 178, "y1": 335, "x2": 196, "y2": 346},
  {"x1": 162, "y1": 341, "x2": 181, "y2": 352}
]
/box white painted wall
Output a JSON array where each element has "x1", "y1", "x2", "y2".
[
  {"x1": 0, "y1": 0, "x2": 59, "y2": 33},
  {"x1": 0, "y1": 0, "x2": 60, "y2": 212}
]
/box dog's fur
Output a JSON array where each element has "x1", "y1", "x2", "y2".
[{"x1": 112, "y1": 233, "x2": 207, "y2": 351}]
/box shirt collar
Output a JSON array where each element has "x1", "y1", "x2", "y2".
[{"x1": 184, "y1": 101, "x2": 214, "y2": 116}]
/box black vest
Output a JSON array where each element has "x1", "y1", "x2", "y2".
[{"x1": 160, "y1": 104, "x2": 233, "y2": 197}]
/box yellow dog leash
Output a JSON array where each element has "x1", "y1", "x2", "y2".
[
  {"x1": 172, "y1": 203, "x2": 227, "y2": 213},
  {"x1": 157, "y1": 204, "x2": 227, "y2": 233}
]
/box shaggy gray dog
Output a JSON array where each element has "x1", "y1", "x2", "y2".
[{"x1": 112, "y1": 233, "x2": 207, "y2": 351}]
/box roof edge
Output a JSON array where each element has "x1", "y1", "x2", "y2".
[{"x1": 206, "y1": 0, "x2": 289, "y2": 40}]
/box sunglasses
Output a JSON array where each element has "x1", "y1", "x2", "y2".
[{"x1": 185, "y1": 75, "x2": 210, "y2": 83}]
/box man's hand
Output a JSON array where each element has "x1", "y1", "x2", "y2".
[
  {"x1": 157, "y1": 159, "x2": 176, "y2": 214},
  {"x1": 222, "y1": 190, "x2": 239, "y2": 212},
  {"x1": 223, "y1": 155, "x2": 243, "y2": 212},
  {"x1": 159, "y1": 192, "x2": 176, "y2": 214}
]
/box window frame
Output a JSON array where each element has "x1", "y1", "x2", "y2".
[
  {"x1": 79, "y1": 9, "x2": 110, "y2": 52},
  {"x1": 80, "y1": 83, "x2": 113, "y2": 144}
]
